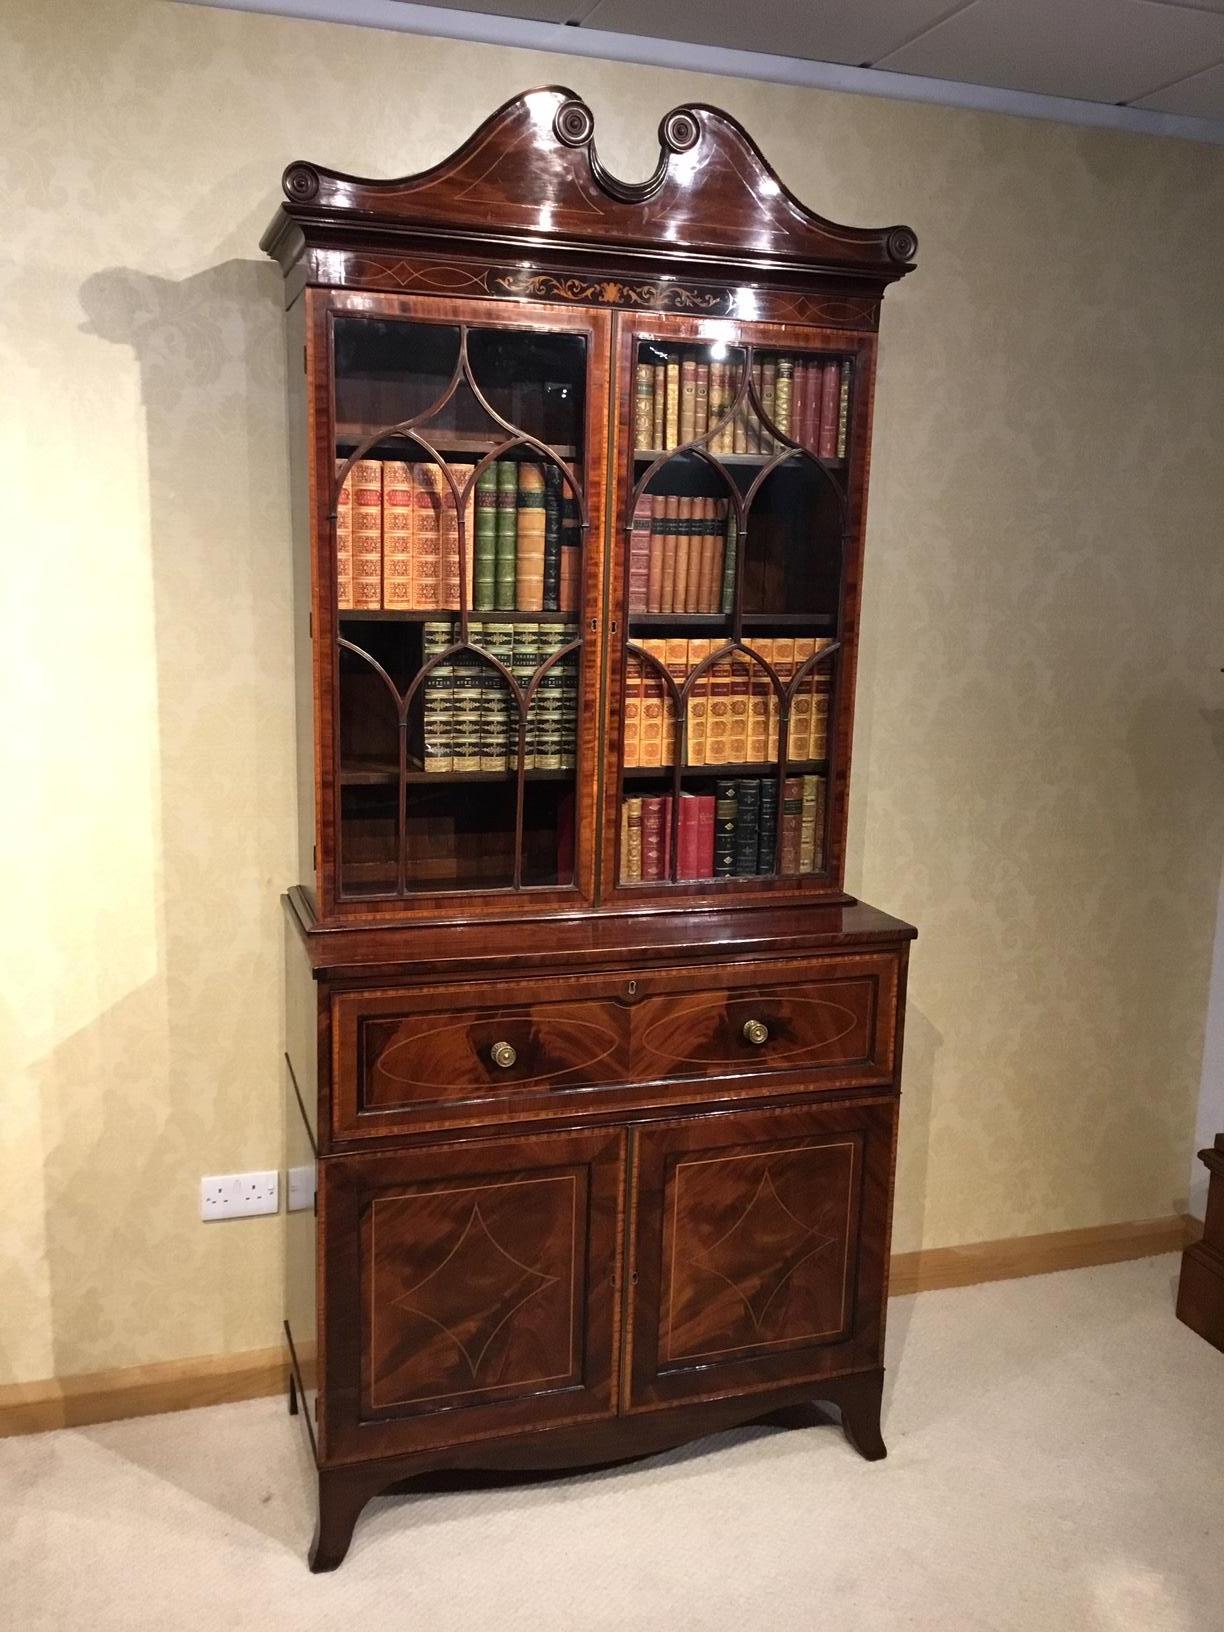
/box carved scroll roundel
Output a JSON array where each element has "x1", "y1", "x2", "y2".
[{"x1": 554, "y1": 99, "x2": 595, "y2": 147}]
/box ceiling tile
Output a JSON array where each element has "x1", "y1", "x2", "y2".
[
  {"x1": 1133, "y1": 61, "x2": 1224, "y2": 115},
  {"x1": 577, "y1": 0, "x2": 968, "y2": 66},
  {"x1": 874, "y1": 0, "x2": 1224, "y2": 104}
]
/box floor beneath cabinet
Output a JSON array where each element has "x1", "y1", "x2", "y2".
[{"x1": 4, "y1": 1254, "x2": 1221, "y2": 1632}]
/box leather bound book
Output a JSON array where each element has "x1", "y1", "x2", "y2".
[
  {"x1": 760, "y1": 359, "x2": 777, "y2": 451},
  {"x1": 558, "y1": 544, "x2": 579, "y2": 613},
  {"x1": 533, "y1": 622, "x2": 569, "y2": 772},
  {"x1": 628, "y1": 493, "x2": 652, "y2": 613},
  {"x1": 769, "y1": 637, "x2": 794, "y2": 760},
  {"x1": 651, "y1": 361, "x2": 667, "y2": 450},
  {"x1": 559, "y1": 632, "x2": 579, "y2": 769},
  {"x1": 791, "y1": 359, "x2": 808, "y2": 448},
  {"x1": 382, "y1": 460, "x2": 414, "y2": 610},
  {"x1": 706, "y1": 650, "x2": 732, "y2": 765},
  {"x1": 664, "y1": 353, "x2": 681, "y2": 449},
  {"x1": 350, "y1": 458, "x2": 383, "y2": 609},
  {"x1": 749, "y1": 363, "x2": 765, "y2": 454},
  {"x1": 494, "y1": 459, "x2": 518, "y2": 610},
  {"x1": 450, "y1": 646, "x2": 483, "y2": 774},
  {"x1": 684, "y1": 639, "x2": 712, "y2": 766},
  {"x1": 679, "y1": 358, "x2": 697, "y2": 444},
  {"x1": 775, "y1": 357, "x2": 794, "y2": 440},
  {"x1": 634, "y1": 360, "x2": 654, "y2": 450},
  {"x1": 451, "y1": 464, "x2": 475, "y2": 612},
  {"x1": 799, "y1": 774, "x2": 820, "y2": 873},
  {"x1": 640, "y1": 794, "x2": 672, "y2": 882},
  {"x1": 720, "y1": 504, "x2": 737, "y2": 614},
  {"x1": 412, "y1": 464, "x2": 443, "y2": 612},
  {"x1": 515, "y1": 464, "x2": 546, "y2": 612},
  {"x1": 695, "y1": 791, "x2": 715, "y2": 877},
  {"x1": 677, "y1": 791, "x2": 715, "y2": 880},
  {"x1": 673, "y1": 496, "x2": 693, "y2": 614},
  {"x1": 542, "y1": 465, "x2": 563, "y2": 612},
  {"x1": 790, "y1": 637, "x2": 816, "y2": 760},
  {"x1": 421, "y1": 618, "x2": 454, "y2": 773},
  {"x1": 733, "y1": 777, "x2": 761, "y2": 876},
  {"x1": 646, "y1": 493, "x2": 666, "y2": 613},
  {"x1": 713, "y1": 779, "x2": 738, "y2": 876},
  {"x1": 779, "y1": 775, "x2": 804, "y2": 873},
  {"x1": 746, "y1": 648, "x2": 771, "y2": 763},
  {"x1": 818, "y1": 361, "x2": 839, "y2": 460},
  {"x1": 663, "y1": 638, "x2": 688, "y2": 763},
  {"x1": 708, "y1": 362, "x2": 727, "y2": 450},
  {"x1": 622, "y1": 651, "x2": 643, "y2": 768},
  {"x1": 622, "y1": 796, "x2": 643, "y2": 883},
  {"x1": 639, "y1": 639, "x2": 668, "y2": 767},
  {"x1": 694, "y1": 363, "x2": 710, "y2": 439},
  {"x1": 837, "y1": 360, "x2": 852, "y2": 458},
  {"x1": 481, "y1": 621, "x2": 514, "y2": 772},
  {"x1": 473, "y1": 463, "x2": 498, "y2": 611},
  {"x1": 660, "y1": 495, "x2": 680, "y2": 613},
  {"x1": 756, "y1": 778, "x2": 779, "y2": 873},
  {"x1": 690, "y1": 497, "x2": 713, "y2": 612},
  {"x1": 705, "y1": 502, "x2": 726, "y2": 613},
  {"x1": 727, "y1": 653, "x2": 751, "y2": 764},
  {"x1": 335, "y1": 461, "x2": 354, "y2": 610}
]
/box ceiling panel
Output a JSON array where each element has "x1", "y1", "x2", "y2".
[
  {"x1": 874, "y1": 0, "x2": 1224, "y2": 104},
  {"x1": 1133, "y1": 61, "x2": 1224, "y2": 116},
  {"x1": 577, "y1": 0, "x2": 965, "y2": 67}
]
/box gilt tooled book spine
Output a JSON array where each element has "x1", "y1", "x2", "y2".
[
  {"x1": 685, "y1": 638, "x2": 712, "y2": 767},
  {"x1": 446, "y1": 464, "x2": 475, "y2": 612},
  {"x1": 694, "y1": 363, "x2": 710, "y2": 440},
  {"x1": 679, "y1": 358, "x2": 697, "y2": 445},
  {"x1": 511, "y1": 623, "x2": 542, "y2": 770},
  {"x1": 720, "y1": 506, "x2": 737, "y2": 614},
  {"x1": 727, "y1": 653, "x2": 751, "y2": 764},
  {"x1": 494, "y1": 459, "x2": 518, "y2": 610},
  {"x1": 480, "y1": 620, "x2": 514, "y2": 773},
  {"x1": 660, "y1": 495, "x2": 680, "y2": 614},
  {"x1": 639, "y1": 639, "x2": 667, "y2": 768},
  {"x1": 733, "y1": 778, "x2": 761, "y2": 876},
  {"x1": 756, "y1": 779, "x2": 779, "y2": 874},
  {"x1": 474, "y1": 464, "x2": 498, "y2": 611},
  {"x1": 779, "y1": 775, "x2": 804, "y2": 873},
  {"x1": 628, "y1": 494, "x2": 652, "y2": 613},
  {"x1": 542, "y1": 465, "x2": 562, "y2": 612},
  {"x1": 421, "y1": 618, "x2": 454, "y2": 773},
  {"x1": 381, "y1": 460, "x2": 414, "y2": 610},
  {"x1": 651, "y1": 361, "x2": 667, "y2": 451},
  {"x1": 646, "y1": 494, "x2": 666, "y2": 614},
  {"x1": 622, "y1": 796, "x2": 643, "y2": 883},
  {"x1": 634, "y1": 361, "x2": 654, "y2": 451},
  {"x1": 350, "y1": 458, "x2": 383, "y2": 609},
  {"x1": 622, "y1": 651, "x2": 643, "y2": 768},
  {"x1": 515, "y1": 463, "x2": 546, "y2": 612},
  {"x1": 818, "y1": 361, "x2": 839, "y2": 461},
  {"x1": 672, "y1": 496, "x2": 693, "y2": 615},
  {"x1": 411, "y1": 465, "x2": 443, "y2": 612},
  {"x1": 714, "y1": 779, "x2": 738, "y2": 876},
  {"x1": 775, "y1": 357, "x2": 794, "y2": 440},
  {"x1": 664, "y1": 354, "x2": 681, "y2": 450},
  {"x1": 837, "y1": 360, "x2": 852, "y2": 459},
  {"x1": 335, "y1": 462, "x2": 353, "y2": 610}
]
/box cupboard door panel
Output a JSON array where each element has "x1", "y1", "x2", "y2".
[
  {"x1": 319, "y1": 1127, "x2": 624, "y2": 1463},
  {"x1": 625, "y1": 1098, "x2": 895, "y2": 1411}
]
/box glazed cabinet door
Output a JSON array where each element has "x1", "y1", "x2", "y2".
[
  {"x1": 318, "y1": 1126, "x2": 625, "y2": 1464},
  {"x1": 624, "y1": 1097, "x2": 895, "y2": 1411},
  {"x1": 309, "y1": 291, "x2": 611, "y2": 922}
]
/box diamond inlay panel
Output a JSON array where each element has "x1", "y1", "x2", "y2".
[
  {"x1": 368, "y1": 1171, "x2": 580, "y2": 1412},
  {"x1": 663, "y1": 1138, "x2": 860, "y2": 1365}
]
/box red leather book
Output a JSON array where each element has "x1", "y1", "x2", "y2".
[
  {"x1": 818, "y1": 362, "x2": 839, "y2": 460},
  {"x1": 678, "y1": 792, "x2": 715, "y2": 879},
  {"x1": 640, "y1": 794, "x2": 672, "y2": 881}
]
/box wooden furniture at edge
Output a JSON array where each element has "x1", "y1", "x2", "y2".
[
  {"x1": 263, "y1": 88, "x2": 919, "y2": 1571},
  {"x1": 1178, "y1": 1134, "x2": 1224, "y2": 1353}
]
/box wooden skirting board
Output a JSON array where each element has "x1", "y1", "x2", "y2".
[{"x1": 0, "y1": 1213, "x2": 1197, "y2": 1439}]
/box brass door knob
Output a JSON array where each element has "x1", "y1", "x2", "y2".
[
  {"x1": 490, "y1": 1041, "x2": 518, "y2": 1069},
  {"x1": 742, "y1": 1019, "x2": 769, "y2": 1046}
]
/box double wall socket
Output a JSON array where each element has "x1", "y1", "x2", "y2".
[{"x1": 201, "y1": 1171, "x2": 279, "y2": 1221}]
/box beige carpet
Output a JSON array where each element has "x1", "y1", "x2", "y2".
[{"x1": 3, "y1": 1254, "x2": 1221, "y2": 1631}]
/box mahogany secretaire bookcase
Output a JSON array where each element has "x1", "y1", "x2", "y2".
[{"x1": 263, "y1": 87, "x2": 918, "y2": 1570}]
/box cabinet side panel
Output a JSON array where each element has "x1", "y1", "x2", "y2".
[
  {"x1": 285, "y1": 294, "x2": 317, "y2": 891},
  {"x1": 284, "y1": 915, "x2": 320, "y2": 1447}
]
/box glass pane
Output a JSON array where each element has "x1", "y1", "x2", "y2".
[
  {"x1": 331, "y1": 314, "x2": 588, "y2": 899},
  {"x1": 619, "y1": 339, "x2": 847, "y2": 891}
]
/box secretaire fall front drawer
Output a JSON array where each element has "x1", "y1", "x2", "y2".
[{"x1": 330, "y1": 952, "x2": 901, "y2": 1141}]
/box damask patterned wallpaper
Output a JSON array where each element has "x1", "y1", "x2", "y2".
[{"x1": 2, "y1": 0, "x2": 1222, "y2": 1386}]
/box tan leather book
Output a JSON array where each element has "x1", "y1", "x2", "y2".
[
  {"x1": 790, "y1": 637, "x2": 816, "y2": 759},
  {"x1": 665, "y1": 638, "x2": 689, "y2": 763},
  {"x1": 768, "y1": 638, "x2": 794, "y2": 760},
  {"x1": 622, "y1": 651, "x2": 643, "y2": 767},
  {"x1": 664, "y1": 354, "x2": 681, "y2": 449},
  {"x1": 746, "y1": 648, "x2": 771, "y2": 763},
  {"x1": 382, "y1": 461, "x2": 414, "y2": 610},
  {"x1": 673, "y1": 496, "x2": 693, "y2": 613},
  {"x1": 727, "y1": 652, "x2": 751, "y2": 762},
  {"x1": 412, "y1": 464, "x2": 445, "y2": 611},
  {"x1": 640, "y1": 638, "x2": 668, "y2": 766},
  {"x1": 685, "y1": 639, "x2": 713, "y2": 766},
  {"x1": 679, "y1": 358, "x2": 697, "y2": 444},
  {"x1": 646, "y1": 494, "x2": 666, "y2": 613},
  {"x1": 651, "y1": 362, "x2": 667, "y2": 449},
  {"x1": 706, "y1": 649, "x2": 733, "y2": 765},
  {"x1": 660, "y1": 495, "x2": 680, "y2": 613},
  {"x1": 335, "y1": 461, "x2": 354, "y2": 610},
  {"x1": 350, "y1": 458, "x2": 383, "y2": 609},
  {"x1": 446, "y1": 464, "x2": 475, "y2": 611},
  {"x1": 694, "y1": 363, "x2": 710, "y2": 439},
  {"x1": 515, "y1": 463, "x2": 546, "y2": 611}
]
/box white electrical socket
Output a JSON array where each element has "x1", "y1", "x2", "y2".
[
  {"x1": 287, "y1": 1164, "x2": 316, "y2": 1213},
  {"x1": 200, "y1": 1170, "x2": 279, "y2": 1221}
]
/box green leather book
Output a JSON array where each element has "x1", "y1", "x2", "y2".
[
  {"x1": 495, "y1": 460, "x2": 518, "y2": 610},
  {"x1": 473, "y1": 464, "x2": 498, "y2": 611}
]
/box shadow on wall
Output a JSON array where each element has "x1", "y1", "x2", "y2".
[
  {"x1": 880, "y1": 1001, "x2": 941, "y2": 1392},
  {"x1": 28, "y1": 259, "x2": 294, "y2": 1381}
]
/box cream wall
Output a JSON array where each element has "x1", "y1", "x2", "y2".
[{"x1": 2, "y1": 0, "x2": 1222, "y2": 1387}]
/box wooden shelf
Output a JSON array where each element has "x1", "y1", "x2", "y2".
[
  {"x1": 623, "y1": 760, "x2": 828, "y2": 780},
  {"x1": 634, "y1": 449, "x2": 845, "y2": 469},
  {"x1": 628, "y1": 613, "x2": 837, "y2": 631},
  {"x1": 336, "y1": 425, "x2": 579, "y2": 460},
  {"x1": 341, "y1": 761, "x2": 576, "y2": 786},
  {"x1": 338, "y1": 609, "x2": 581, "y2": 624}
]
